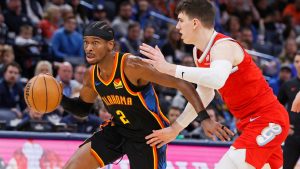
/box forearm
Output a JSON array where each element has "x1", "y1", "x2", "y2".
[
  {"x1": 176, "y1": 81, "x2": 205, "y2": 113},
  {"x1": 174, "y1": 60, "x2": 232, "y2": 89},
  {"x1": 60, "y1": 95, "x2": 94, "y2": 117},
  {"x1": 175, "y1": 85, "x2": 214, "y2": 128}
]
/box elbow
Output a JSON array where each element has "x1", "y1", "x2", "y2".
[
  {"x1": 214, "y1": 80, "x2": 226, "y2": 89},
  {"x1": 210, "y1": 74, "x2": 228, "y2": 89}
]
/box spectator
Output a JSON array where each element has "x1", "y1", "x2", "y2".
[
  {"x1": 34, "y1": 60, "x2": 53, "y2": 75},
  {"x1": 3, "y1": 0, "x2": 32, "y2": 38},
  {"x1": 119, "y1": 22, "x2": 142, "y2": 55},
  {"x1": 73, "y1": 64, "x2": 86, "y2": 85},
  {"x1": 269, "y1": 64, "x2": 292, "y2": 95},
  {"x1": 0, "y1": 45, "x2": 15, "y2": 78},
  {"x1": 111, "y1": 1, "x2": 134, "y2": 38},
  {"x1": 38, "y1": 5, "x2": 61, "y2": 41},
  {"x1": 15, "y1": 25, "x2": 38, "y2": 46},
  {"x1": 239, "y1": 27, "x2": 254, "y2": 50},
  {"x1": 92, "y1": 4, "x2": 110, "y2": 23},
  {"x1": 224, "y1": 15, "x2": 241, "y2": 40},
  {"x1": 16, "y1": 109, "x2": 54, "y2": 132},
  {"x1": 142, "y1": 25, "x2": 159, "y2": 47},
  {"x1": 171, "y1": 55, "x2": 195, "y2": 110},
  {"x1": 56, "y1": 61, "x2": 81, "y2": 97},
  {"x1": 167, "y1": 106, "x2": 181, "y2": 124},
  {"x1": 0, "y1": 62, "x2": 26, "y2": 117},
  {"x1": 22, "y1": 0, "x2": 43, "y2": 25},
  {"x1": 69, "y1": 0, "x2": 89, "y2": 30},
  {"x1": 50, "y1": 16, "x2": 84, "y2": 64},
  {"x1": 0, "y1": 13, "x2": 8, "y2": 44},
  {"x1": 279, "y1": 38, "x2": 298, "y2": 66},
  {"x1": 161, "y1": 26, "x2": 186, "y2": 64},
  {"x1": 283, "y1": 0, "x2": 300, "y2": 25},
  {"x1": 278, "y1": 53, "x2": 300, "y2": 169},
  {"x1": 60, "y1": 114, "x2": 102, "y2": 133}
]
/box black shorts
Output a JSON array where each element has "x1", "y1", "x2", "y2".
[{"x1": 81, "y1": 124, "x2": 167, "y2": 169}]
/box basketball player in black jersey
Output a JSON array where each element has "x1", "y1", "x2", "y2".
[{"x1": 60, "y1": 21, "x2": 233, "y2": 169}]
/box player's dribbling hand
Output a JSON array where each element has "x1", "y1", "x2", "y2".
[
  {"x1": 201, "y1": 119, "x2": 234, "y2": 142},
  {"x1": 145, "y1": 121, "x2": 183, "y2": 148},
  {"x1": 139, "y1": 43, "x2": 176, "y2": 75},
  {"x1": 291, "y1": 91, "x2": 300, "y2": 113}
]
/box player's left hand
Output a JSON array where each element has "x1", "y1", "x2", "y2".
[
  {"x1": 145, "y1": 121, "x2": 183, "y2": 148},
  {"x1": 291, "y1": 91, "x2": 300, "y2": 113},
  {"x1": 201, "y1": 118, "x2": 234, "y2": 142},
  {"x1": 139, "y1": 43, "x2": 176, "y2": 75}
]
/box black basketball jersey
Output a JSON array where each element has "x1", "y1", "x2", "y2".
[{"x1": 92, "y1": 52, "x2": 169, "y2": 138}]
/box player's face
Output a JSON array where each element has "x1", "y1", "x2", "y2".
[
  {"x1": 84, "y1": 36, "x2": 114, "y2": 65},
  {"x1": 176, "y1": 12, "x2": 195, "y2": 44}
]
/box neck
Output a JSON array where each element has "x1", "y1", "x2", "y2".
[
  {"x1": 97, "y1": 52, "x2": 116, "y2": 77},
  {"x1": 194, "y1": 28, "x2": 215, "y2": 51}
]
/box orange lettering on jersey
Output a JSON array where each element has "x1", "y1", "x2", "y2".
[
  {"x1": 101, "y1": 97, "x2": 110, "y2": 106},
  {"x1": 127, "y1": 97, "x2": 132, "y2": 105},
  {"x1": 102, "y1": 95, "x2": 132, "y2": 106},
  {"x1": 115, "y1": 95, "x2": 120, "y2": 104},
  {"x1": 120, "y1": 96, "x2": 127, "y2": 105}
]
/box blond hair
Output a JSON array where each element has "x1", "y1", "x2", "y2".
[{"x1": 34, "y1": 60, "x2": 53, "y2": 75}]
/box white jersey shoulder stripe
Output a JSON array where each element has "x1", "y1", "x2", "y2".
[{"x1": 193, "y1": 31, "x2": 218, "y2": 63}]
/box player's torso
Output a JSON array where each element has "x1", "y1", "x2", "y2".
[
  {"x1": 92, "y1": 52, "x2": 169, "y2": 137},
  {"x1": 194, "y1": 32, "x2": 277, "y2": 119}
]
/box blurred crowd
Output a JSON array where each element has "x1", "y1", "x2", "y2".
[{"x1": 0, "y1": 0, "x2": 300, "y2": 141}]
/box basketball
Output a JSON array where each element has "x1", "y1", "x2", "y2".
[{"x1": 24, "y1": 74, "x2": 62, "y2": 113}]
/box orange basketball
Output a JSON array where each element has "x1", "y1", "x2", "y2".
[{"x1": 24, "y1": 74, "x2": 62, "y2": 113}]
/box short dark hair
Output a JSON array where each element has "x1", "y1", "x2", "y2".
[
  {"x1": 175, "y1": 0, "x2": 215, "y2": 28},
  {"x1": 84, "y1": 21, "x2": 114, "y2": 41},
  {"x1": 3, "y1": 62, "x2": 21, "y2": 74}
]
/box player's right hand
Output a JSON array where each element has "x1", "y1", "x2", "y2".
[
  {"x1": 201, "y1": 119, "x2": 234, "y2": 141},
  {"x1": 145, "y1": 121, "x2": 183, "y2": 148}
]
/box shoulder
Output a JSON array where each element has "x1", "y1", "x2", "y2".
[
  {"x1": 123, "y1": 55, "x2": 153, "y2": 77},
  {"x1": 212, "y1": 40, "x2": 241, "y2": 51},
  {"x1": 211, "y1": 40, "x2": 244, "y2": 60},
  {"x1": 124, "y1": 55, "x2": 147, "y2": 69}
]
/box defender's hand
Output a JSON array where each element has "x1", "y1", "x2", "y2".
[
  {"x1": 139, "y1": 43, "x2": 175, "y2": 75},
  {"x1": 145, "y1": 121, "x2": 183, "y2": 148},
  {"x1": 201, "y1": 119, "x2": 234, "y2": 141}
]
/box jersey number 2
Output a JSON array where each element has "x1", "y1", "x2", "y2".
[{"x1": 116, "y1": 110, "x2": 130, "y2": 124}]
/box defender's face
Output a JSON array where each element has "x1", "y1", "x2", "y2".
[
  {"x1": 83, "y1": 36, "x2": 113, "y2": 65},
  {"x1": 176, "y1": 12, "x2": 194, "y2": 44}
]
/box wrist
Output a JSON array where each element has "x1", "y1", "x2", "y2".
[
  {"x1": 171, "y1": 121, "x2": 184, "y2": 134},
  {"x1": 197, "y1": 109, "x2": 210, "y2": 124},
  {"x1": 162, "y1": 62, "x2": 176, "y2": 76}
]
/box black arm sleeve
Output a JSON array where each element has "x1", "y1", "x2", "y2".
[{"x1": 60, "y1": 95, "x2": 94, "y2": 117}]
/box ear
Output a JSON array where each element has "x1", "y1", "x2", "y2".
[
  {"x1": 107, "y1": 40, "x2": 114, "y2": 51},
  {"x1": 193, "y1": 18, "x2": 201, "y2": 30}
]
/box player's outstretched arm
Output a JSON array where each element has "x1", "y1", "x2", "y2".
[
  {"x1": 140, "y1": 42, "x2": 238, "y2": 89},
  {"x1": 60, "y1": 67, "x2": 98, "y2": 117},
  {"x1": 292, "y1": 91, "x2": 300, "y2": 113},
  {"x1": 124, "y1": 56, "x2": 234, "y2": 146}
]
